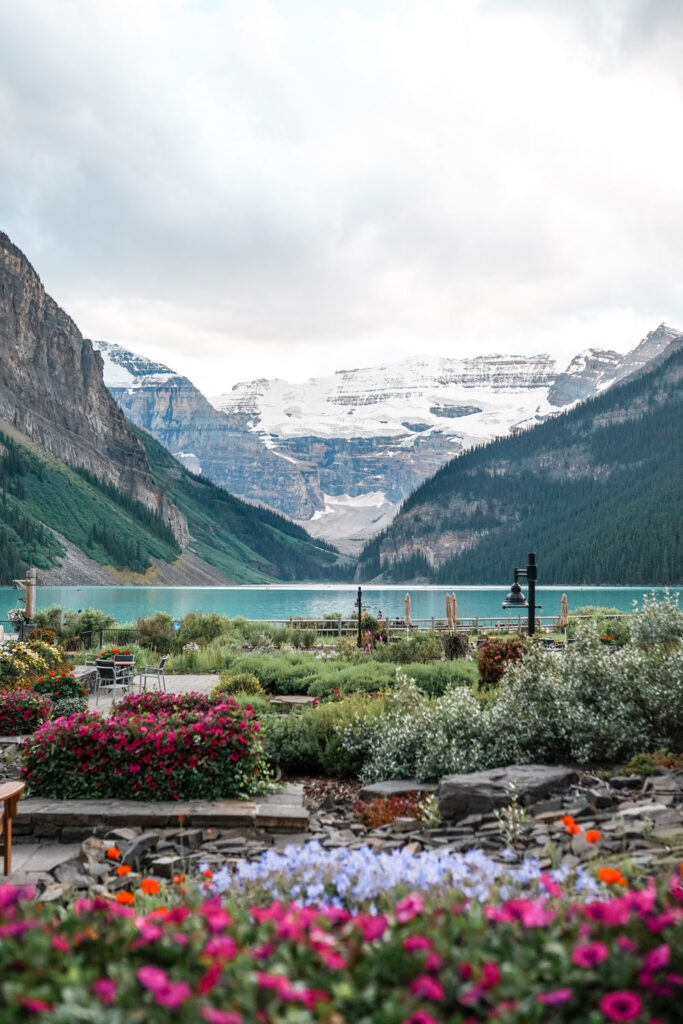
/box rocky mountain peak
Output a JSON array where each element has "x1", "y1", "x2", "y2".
[{"x1": 0, "y1": 232, "x2": 188, "y2": 547}]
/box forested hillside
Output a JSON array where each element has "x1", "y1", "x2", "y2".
[{"x1": 358, "y1": 348, "x2": 683, "y2": 584}]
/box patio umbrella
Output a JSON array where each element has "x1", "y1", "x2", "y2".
[
  {"x1": 451, "y1": 592, "x2": 458, "y2": 627},
  {"x1": 559, "y1": 593, "x2": 569, "y2": 644},
  {"x1": 559, "y1": 593, "x2": 569, "y2": 628},
  {"x1": 404, "y1": 593, "x2": 412, "y2": 629},
  {"x1": 446, "y1": 593, "x2": 453, "y2": 629}
]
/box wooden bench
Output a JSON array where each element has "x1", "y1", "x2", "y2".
[{"x1": 0, "y1": 781, "x2": 25, "y2": 874}]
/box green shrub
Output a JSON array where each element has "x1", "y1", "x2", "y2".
[
  {"x1": 262, "y1": 692, "x2": 390, "y2": 777},
  {"x1": 370, "y1": 631, "x2": 443, "y2": 664},
  {"x1": 62, "y1": 608, "x2": 115, "y2": 638},
  {"x1": 176, "y1": 611, "x2": 229, "y2": 649},
  {"x1": 567, "y1": 606, "x2": 630, "y2": 645},
  {"x1": 33, "y1": 605, "x2": 64, "y2": 634},
  {"x1": 212, "y1": 672, "x2": 264, "y2": 698},
  {"x1": 137, "y1": 612, "x2": 175, "y2": 654}
]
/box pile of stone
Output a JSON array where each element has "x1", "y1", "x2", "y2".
[{"x1": 18, "y1": 763, "x2": 683, "y2": 897}]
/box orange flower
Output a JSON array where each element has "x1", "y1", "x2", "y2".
[
  {"x1": 117, "y1": 865, "x2": 131, "y2": 876},
  {"x1": 561, "y1": 815, "x2": 576, "y2": 828},
  {"x1": 172, "y1": 874, "x2": 185, "y2": 884},
  {"x1": 177, "y1": 814, "x2": 185, "y2": 826},
  {"x1": 106, "y1": 847, "x2": 122, "y2": 860},
  {"x1": 680, "y1": 863, "x2": 683, "y2": 877},
  {"x1": 116, "y1": 891, "x2": 135, "y2": 905},
  {"x1": 202, "y1": 868, "x2": 213, "y2": 879},
  {"x1": 585, "y1": 830, "x2": 601, "y2": 844},
  {"x1": 597, "y1": 867, "x2": 625, "y2": 886},
  {"x1": 562, "y1": 815, "x2": 581, "y2": 836},
  {"x1": 140, "y1": 879, "x2": 161, "y2": 896}
]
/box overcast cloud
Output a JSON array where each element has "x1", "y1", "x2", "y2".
[{"x1": 1, "y1": 0, "x2": 682, "y2": 394}]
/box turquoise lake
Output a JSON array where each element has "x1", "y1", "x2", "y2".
[{"x1": 1, "y1": 584, "x2": 677, "y2": 625}]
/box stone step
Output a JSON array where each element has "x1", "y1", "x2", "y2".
[{"x1": 16, "y1": 784, "x2": 309, "y2": 835}]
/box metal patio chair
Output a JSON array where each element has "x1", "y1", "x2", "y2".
[
  {"x1": 94, "y1": 659, "x2": 133, "y2": 706},
  {"x1": 139, "y1": 654, "x2": 169, "y2": 693}
]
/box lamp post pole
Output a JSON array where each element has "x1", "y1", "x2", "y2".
[
  {"x1": 356, "y1": 586, "x2": 362, "y2": 648},
  {"x1": 526, "y1": 553, "x2": 537, "y2": 636},
  {"x1": 502, "y1": 552, "x2": 539, "y2": 636}
]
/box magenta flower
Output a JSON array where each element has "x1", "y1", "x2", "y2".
[
  {"x1": 643, "y1": 944, "x2": 670, "y2": 973},
  {"x1": 137, "y1": 965, "x2": 168, "y2": 992},
  {"x1": 91, "y1": 978, "x2": 116, "y2": 1006},
  {"x1": 599, "y1": 991, "x2": 642, "y2": 1021},
  {"x1": 403, "y1": 935, "x2": 433, "y2": 952},
  {"x1": 572, "y1": 941, "x2": 609, "y2": 968},
  {"x1": 154, "y1": 981, "x2": 192, "y2": 1008},
  {"x1": 403, "y1": 1013, "x2": 438, "y2": 1024},
  {"x1": 202, "y1": 1010, "x2": 243, "y2": 1024},
  {"x1": 538, "y1": 988, "x2": 573, "y2": 1005},
  {"x1": 410, "y1": 975, "x2": 445, "y2": 1000},
  {"x1": 481, "y1": 962, "x2": 501, "y2": 989},
  {"x1": 355, "y1": 914, "x2": 388, "y2": 941},
  {"x1": 396, "y1": 893, "x2": 424, "y2": 923}
]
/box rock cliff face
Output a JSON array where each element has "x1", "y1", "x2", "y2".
[
  {"x1": 93, "y1": 325, "x2": 681, "y2": 553},
  {"x1": 93, "y1": 341, "x2": 323, "y2": 519},
  {"x1": 0, "y1": 232, "x2": 188, "y2": 546}
]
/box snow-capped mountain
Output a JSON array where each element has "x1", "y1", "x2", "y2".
[{"x1": 93, "y1": 326, "x2": 680, "y2": 552}]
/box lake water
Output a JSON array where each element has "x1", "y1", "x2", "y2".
[{"x1": 1, "y1": 584, "x2": 677, "y2": 625}]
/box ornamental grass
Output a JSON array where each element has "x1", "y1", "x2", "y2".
[
  {"x1": 21, "y1": 697, "x2": 267, "y2": 800},
  {"x1": 0, "y1": 869, "x2": 682, "y2": 1022}
]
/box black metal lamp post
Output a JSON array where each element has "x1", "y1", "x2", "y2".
[
  {"x1": 502, "y1": 552, "x2": 539, "y2": 635},
  {"x1": 356, "y1": 585, "x2": 363, "y2": 647}
]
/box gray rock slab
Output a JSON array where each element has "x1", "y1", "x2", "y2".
[
  {"x1": 437, "y1": 765, "x2": 578, "y2": 819},
  {"x1": 359, "y1": 780, "x2": 438, "y2": 801}
]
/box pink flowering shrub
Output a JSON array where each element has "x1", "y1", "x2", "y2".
[
  {"x1": 116, "y1": 692, "x2": 218, "y2": 717},
  {"x1": 0, "y1": 872, "x2": 683, "y2": 1021},
  {"x1": 21, "y1": 698, "x2": 266, "y2": 800},
  {"x1": 0, "y1": 690, "x2": 51, "y2": 736}
]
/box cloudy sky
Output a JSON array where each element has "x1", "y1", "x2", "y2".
[{"x1": 1, "y1": 0, "x2": 683, "y2": 395}]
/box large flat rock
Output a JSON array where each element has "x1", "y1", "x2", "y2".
[
  {"x1": 359, "y1": 780, "x2": 438, "y2": 801},
  {"x1": 437, "y1": 765, "x2": 578, "y2": 819}
]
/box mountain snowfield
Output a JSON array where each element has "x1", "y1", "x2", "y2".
[{"x1": 93, "y1": 325, "x2": 681, "y2": 552}]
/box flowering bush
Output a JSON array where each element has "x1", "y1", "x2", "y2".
[
  {"x1": 212, "y1": 672, "x2": 264, "y2": 698},
  {"x1": 1, "y1": 866, "x2": 682, "y2": 1021},
  {"x1": 115, "y1": 691, "x2": 218, "y2": 717},
  {"x1": 0, "y1": 690, "x2": 51, "y2": 736},
  {"x1": 21, "y1": 699, "x2": 267, "y2": 800},
  {"x1": 98, "y1": 647, "x2": 133, "y2": 660},
  {"x1": 32, "y1": 672, "x2": 88, "y2": 717},
  {"x1": 354, "y1": 793, "x2": 421, "y2": 827},
  {"x1": 477, "y1": 636, "x2": 528, "y2": 687},
  {"x1": 0, "y1": 637, "x2": 66, "y2": 692}
]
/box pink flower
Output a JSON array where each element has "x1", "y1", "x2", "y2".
[
  {"x1": 51, "y1": 935, "x2": 69, "y2": 951},
  {"x1": 355, "y1": 913, "x2": 388, "y2": 941},
  {"x1": 18, "y1": 998, "x2": 53, "y2": 1013},
  {"x1": 572, "y1": 941, "x2": 609, "y2": 968},
  {"x1": 599, "y1": 991, "x2": 642, "y2": 1021},
  {"x1": 202, "y1": 1010, "x2": 243, "y2": 1024},
  {"x1": 137, "y1": 966, "x2": 168, "y2": 993},
  {"x1": 481, "y1": 962, "x2": 501, "y2": 989},
  {"x1": 403, "y1": 935, "x2": 433, "y2": 952},
  {"x1": 204, "y1": 936, "x2": 238, "y2": 961},
  {"x1": 403, "y1": 1013, "x2": 438, "y2": 1024},
  {"x1": 538, "y1": 988, "x2": 573, "y2": 1005},
  {"x1": 425, "y1": 953, "x2": 443, "y2": 971},
  {"x1": 396, "y1": 892, "x2": 424, "y2": 923},
  {"x1": 154, "y1": 981, "x2": 192, "y2": 1008},
  {"x1": 410, "y1": 975, "x2": 445, "y2": 1001},
  {"x1": 616, "y1": 936, "x2": 638, "y2": 952},
  {"x1": 91, "y1": 978, "x2": 116, "y2": 1006},
  {"x1": 643, "y1": 944, "x2": 670, "y2": 973},
  {"x1": 540, "y1": 873, "x2": 561, "y2": 897}
]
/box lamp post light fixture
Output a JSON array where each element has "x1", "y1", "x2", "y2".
[
  {"x1": 356, "y1": 585, "x2": 363, "y2": 647},
  {"x1": 502, "y1": 552, "x2": 540, "y2": 635}
]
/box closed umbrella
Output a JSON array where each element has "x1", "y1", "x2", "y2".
[
  {"x1": 452, "y1": 592, "x2": 458, "y2": 627},
  {"x1": 405, "y1": 593, "x2": 412, "y2": 630},
  {"x1": 446, "y1": 593, "x2": 453, "y2": 629},
  {"x1": 559, "y1": 593, "x2": 569, "y2": 644}
]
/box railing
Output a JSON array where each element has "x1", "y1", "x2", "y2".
[{"x1": 67, "y1": 611, "x2": 630, "y2": 649}]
